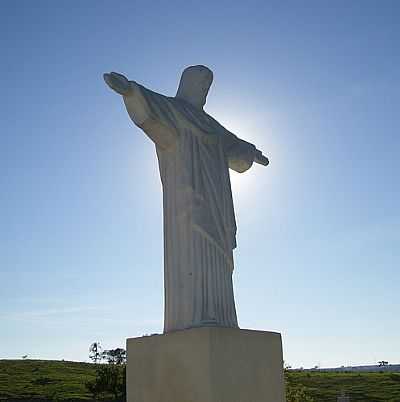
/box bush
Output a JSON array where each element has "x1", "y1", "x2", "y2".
[
  {"x1": 286, "y1": 385, "x2": 315, "y2": 402},
  {"x1": 285, "y1": 369, "x2": 314, "y2": 402},
  {"x1": 85, "y1": 364, "x2": 126, "y2": 401}
]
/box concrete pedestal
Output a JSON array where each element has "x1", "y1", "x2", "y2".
[{"x1": 126, "y1": 327, "x2": 285, "y2": 402}]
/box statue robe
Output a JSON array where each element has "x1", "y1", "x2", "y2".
[{"x1": 123, "y1": 82, "x2": 256, "y2": 333}]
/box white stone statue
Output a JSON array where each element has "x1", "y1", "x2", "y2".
[{"x1": 104, "y1": 65, "x2": 269, "y2": 333}]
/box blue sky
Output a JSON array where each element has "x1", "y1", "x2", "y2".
[{"x1": 1, "y1": 0, "x2": 399, "y2": 368}]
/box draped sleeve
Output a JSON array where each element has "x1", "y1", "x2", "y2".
[
  {"x1": 123, "y1": 82, "x2": 180, "y2": 150},
  {"x1": 213, "y1": 120, "x2": 257, "y2": 173}
]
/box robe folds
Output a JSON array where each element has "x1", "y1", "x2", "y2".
[{"x1": 123, "y1": 82, "x2": 256, "y2": 333}]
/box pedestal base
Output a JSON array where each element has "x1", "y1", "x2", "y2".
[{"x1": 126, "y1": 327, "x2": 285, "y2": 402}]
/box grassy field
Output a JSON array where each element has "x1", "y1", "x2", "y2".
[
  {"x1": 0, "y1": 360, "x2": 96, "y2": 400},
  {"x1": 1, "y1": 359, "x2": 400, "y2": 401},
  {"x1": 287, "y1": 370, "x2": 400, "y2": 402}
]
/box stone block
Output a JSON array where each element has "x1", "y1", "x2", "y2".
[{"x1": 126, "y1": 327, "x2": 285, "y2": 402}]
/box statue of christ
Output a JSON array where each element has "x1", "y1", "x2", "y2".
[{"x1": 104, "y1": 65, "x2": 268, "y2": 333}]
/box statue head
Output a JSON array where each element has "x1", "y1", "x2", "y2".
[{"x1": 176, "y1": 65, "x2": 213, "y2": 109}]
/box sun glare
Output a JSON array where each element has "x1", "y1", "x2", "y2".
[{"x1": 211, "y1": 105, "x2": 277, "y2": 207}]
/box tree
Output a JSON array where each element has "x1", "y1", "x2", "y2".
[
  {"x1": 102, "y1": 348, "x2": 126, "y2": 365},
  {"x1": 89, "y1": 342, "x2": 103, "y2": 363},
  {"x1": 85, "y1": 364, "x2": 126, "y2": 401}
]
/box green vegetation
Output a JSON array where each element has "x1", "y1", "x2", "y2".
[
  {"x1": 0, "y1": 360, "x2": 96, "y2": 400},
  {"x1": 85, "y1": 365, "x2": 125, "y2": 401},
  {"x1": 286, "y1": 370, "x2": 400, "y2": 402},
  {"x1": 1, "y1": 360, "x2": 400, "y2": 401}
]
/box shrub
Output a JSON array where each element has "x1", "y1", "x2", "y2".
[
  {"x1": 285, "y1": 369, "x2": 314, "y2": 402},
  {"x1": 85, "y1": 364, "x2": 126, "y2": 401}
]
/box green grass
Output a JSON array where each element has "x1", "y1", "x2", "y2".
[
  {"x1": 286, "y1": 370, "x2": 400, "y2": 402},
  {"x1": 0, "y1": 360, "x2": 97, "y2": 400},
  {"x1": 1, "y1": 360, "x2": 400, "y2": 401}
]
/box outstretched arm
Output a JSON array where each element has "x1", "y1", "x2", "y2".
[
  {"x1": 226, "y1": 137, "x2": 268, "y2": 173},
  {"x1": 104, "y1": 72, "x2": 151, "y2": 126},
  {"x1": 103, "y1": 72, "x2": 178, "y2": 149},
  {"x1": 214, "y1": 119, "x2": 269, "y2": 173}
]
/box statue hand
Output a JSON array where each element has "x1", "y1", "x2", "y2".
[
  {"x1": 103, "y1": 72, "x2": 133, "y2": 96},
  {"x1": 254, "y1": 149, "x2": 269, "y2": 166}
]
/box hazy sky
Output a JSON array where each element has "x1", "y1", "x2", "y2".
[{"x1": 1, "y1": 0, "x2": 399, "y2": 368}]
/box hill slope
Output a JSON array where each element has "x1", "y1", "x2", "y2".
[
  {"x1": 287, "y1": 370, "x2": 400, "y2": 401},
  {"x1": 0, "y1": 360, "x2": 96, "y2": 400},
  {"x1": 1, "y1": 360, "x2": 400, "y2": 401}
]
